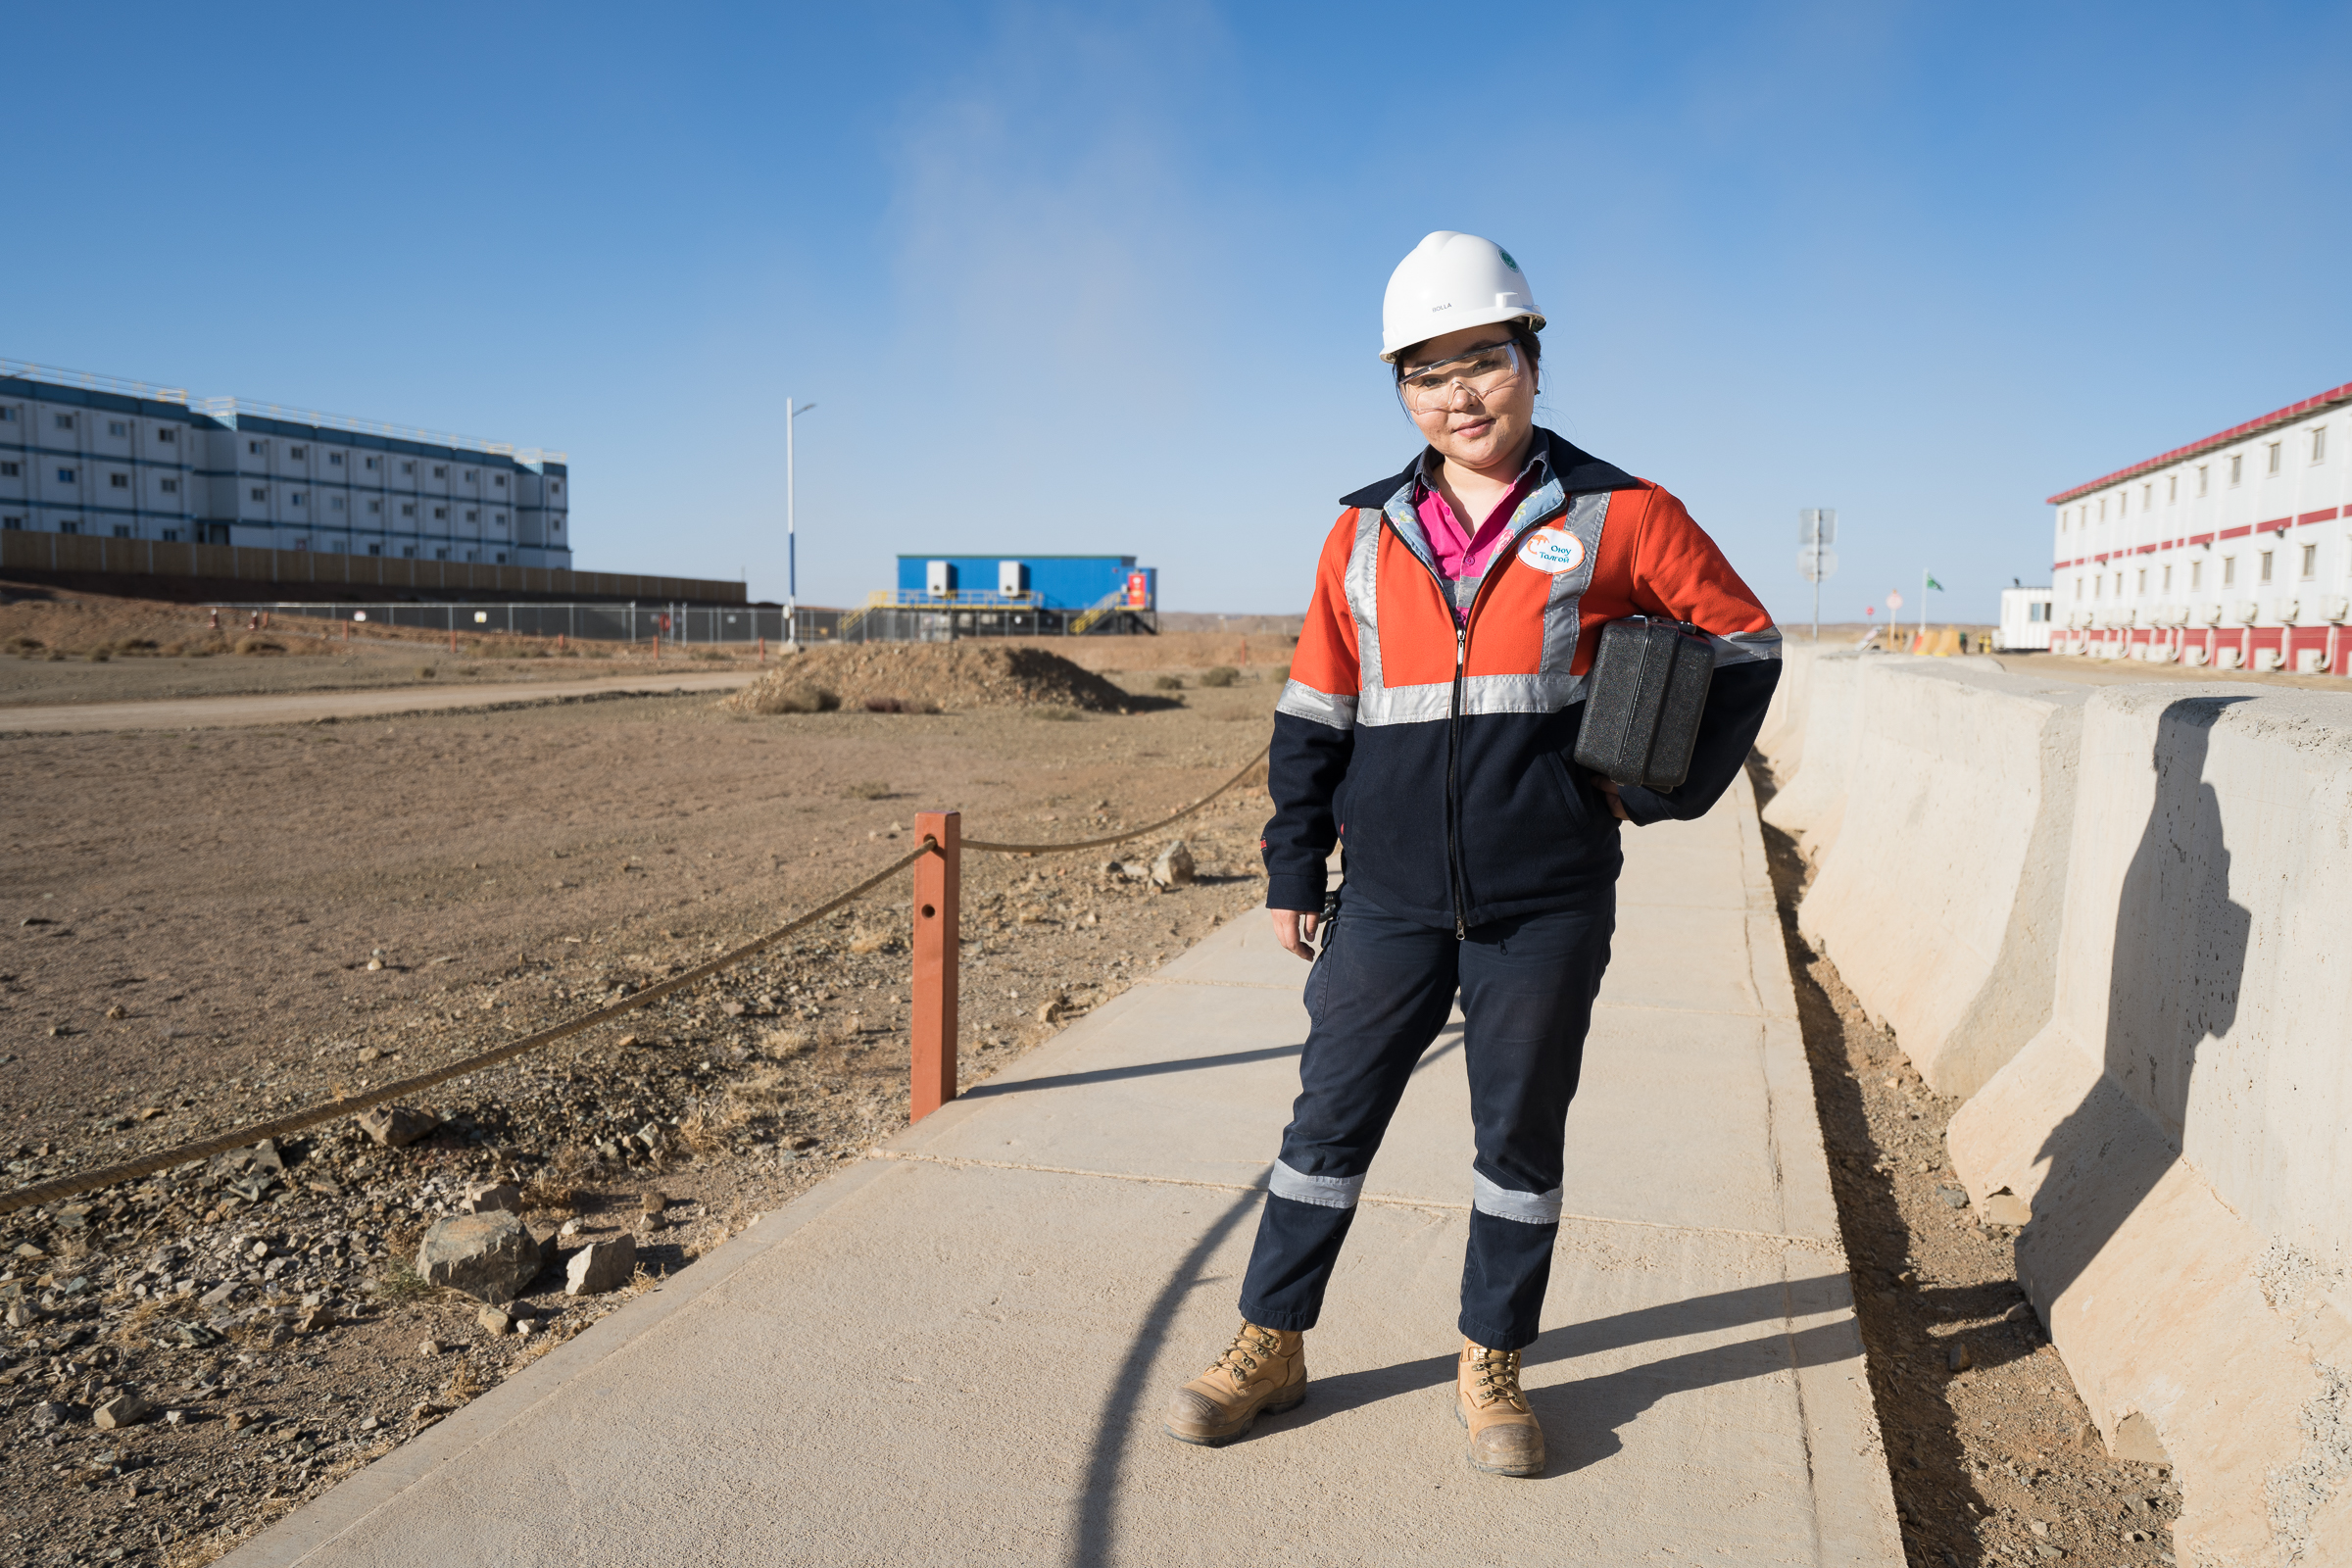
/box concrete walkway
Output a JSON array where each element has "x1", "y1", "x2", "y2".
[
  {"x1": 227, "y1": 772, "x2": 1899, "y2": 1567},
  {"x1": 0, "y1": 670, "x2": 753, "y2": 733}
]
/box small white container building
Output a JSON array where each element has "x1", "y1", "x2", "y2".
[
  {"x1": 1996, "y1": 585, "x2": 2053, "y2": 652},
  {"x1": 2047, "y1": 379, "x2": 2352, "y2": 672}
]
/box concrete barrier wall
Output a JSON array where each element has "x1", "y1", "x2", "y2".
[
  {"x1": 1795, "y1": 660, "x2": 2084, "y2": 1098},
  {"x1": 1756, "y1": 649, "x2": 1869, "y2": 858},
  {"x1": 1754, "y1": 638, "x2": 1816, "y2": 779},
  {"x1": 1948, "y1": 686, "x2": 2352, "y2": 1566}
]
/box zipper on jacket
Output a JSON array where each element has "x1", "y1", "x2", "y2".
[{"x1": 1380, "y1": 501, "x2": 1565, "y2": 941}]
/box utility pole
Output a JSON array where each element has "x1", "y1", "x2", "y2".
[
  {"x1": 1797, "y1": 510, "x2": 1837, "y2": 643},
  {"x1": 786, "y1": 400, "x2": 818, "y2": 650}
]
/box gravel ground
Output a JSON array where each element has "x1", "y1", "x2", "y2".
[
  {"x1": 1751, "y1": 758, "x2": 2184, "y2": 1567},
  {"x1": 0, "y1": 668, "x2": 1276, "y2": 1567}
]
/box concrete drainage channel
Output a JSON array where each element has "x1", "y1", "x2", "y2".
[{"x1": 1750, "y1": 757, "x2": 2184, "y2": 1568}]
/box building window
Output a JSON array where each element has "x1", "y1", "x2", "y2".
[
  {"x1": 289, "y1": 446, "x2": 307, "y2": 461},
  {"x1": 160, "y1": 528, "x2": 179, "y2": 542},
  {"x1": 402, "y1": 545, "x2": 416, "y2": 559},
  {"x1": 552, "y1": 519, "x2": 562, "y2": 531},
  {"x1": 2268, "y1": 442, "x2": 2282, "y2": 474},
  {"x1": 113, "y1": 524, "x2": 131, "y2": 538},
  {"x1": 2136, "y1": 568, "x2": 2146, "y2": 594},
  {"x1": 161, "y1": 476, "x2": 180, "y2": 494},
  {"x1": 57, "y1": 467, "x2": 76, "y2": 483},
  {"x1": 401, "y1": 503, "x2": 416, "y2": 517},
  {"x1": 291, "y1": 537, "x2": 308, "y2": 551},
  {"x1": 55, "y1": 414, "x2": 74, "y2": 430},
  {"x1": 0, "y1": 408, "x2": 16, "y2": 421},
  {"x1": 2162, "y1": 564, "x2": 2173, "y2": 590},
  {"x1": 108, "y1": 420, "x2": 127, "y2": 437},
  {"x1": 2093, "y1": 575, "x2": 2102, "y2": 599},
  {"x1": 2302, "y1": 543, "x2": 2319, "y2": 578},
  {"x1": 59, "y1": 519, "x2": 80, "y2": 534},
  {"x1": 248, "y1": 440, "x2": 265, "y2": 455},
  {"x1": 2230, "y1": 455, "x2": 2243, "y2": 485},
  {"x1": 2314, "y1": 428, "x2": 2329, "y2": 465},
  {"x1": 494, "y1": 512, "x2": 506, "y2": 525},
  {"x1": 328, "y1": 452, "x2": 344, "y2": 466},
  {"x1": 401, "y1": 461, "x2": 415, "y2": 475},
  {"x1": 2223, "y1": 557, "x2": 2236, "y2": 586},
  {"x1": 330, "y1": 495, "x2": 345, "y2": 511},
  {"x1": 465, "y1": 550, "x2": 478, "y2": 563},
  {"x1": 368, "y1": 543, "x2": 382, "y2": 557},
  {"x1": 156, "y1": 426, "x2": 175, "y2": 444},
  {"x1": 495, "y1": 551, "x2": 507, "y2": 564},
  {"x1": 2198, "y1": 466, "x2": 2210, "y2": 496},
  {"x1": 464, "y1": 469, "x2": 475, "y2": 482},
  {"x1": 434, "y1": 548, "x2": 449, "y2": 561},
  {"x1": 2260, "y1": 551, "x2": 2275, "y2": 584},
  {"x1": 0, "y1": 462, "x2": 15, "y2": 477},
  {"x1": 2168, "y1": 475, "x2": 2178, "y2": 503},
  {"x1": 364, "y1": 456, "x2": 378, "y2": 470},
  {"x1": 466, "y1": 509, "x2": 477, "y2": 522},
  {"x1": 433, "y1": 506, "x2": 447, "y2": 520},
  {"x1": 368, "y1": 499, "x2": 380, "y2": 514},
  {"x1": 432, "y1": 466, "x2": 446, "y2": 479},
  {"x1": 551, "y1": 481, "x2": 562, "y2": 495},
  {"x1": 251, "y1": 487, "x2": 268, "y2": 502},
  {"x1": 495, "y1": 474, "x2": 507, "y2": 488},
  {"x1": 2114, "y1": 572, "x2": 2124, "y2": 596},
  {"x1": 109, "y1": 472, "x2": 129, "y2": 489},
  {"x1": 2142, "y1": 483, "x2": 2152, "y2": 509},
  {"x1": 2190, "y1": 561, "x2": 2202, "y2": 590},
  {"x1": 291, "y1": 492, "x2": 306, "y2": 507}
]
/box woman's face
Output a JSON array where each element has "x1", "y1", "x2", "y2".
[{"x1": 1399, "y1": 323, "x2": 1539, "y2": 471}]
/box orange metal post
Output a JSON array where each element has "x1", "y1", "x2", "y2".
[{"x1": 910, "y1": 810, "x2": 960, "y2": 1121}]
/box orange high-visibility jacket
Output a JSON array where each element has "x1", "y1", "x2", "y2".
[{"x1": 1262, "y1": 428, "x2": 1781, "y2": 929}]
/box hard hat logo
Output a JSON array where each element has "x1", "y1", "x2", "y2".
[{"x1": 1381, "y1": 231, "x2": 1545, "y2": 362}]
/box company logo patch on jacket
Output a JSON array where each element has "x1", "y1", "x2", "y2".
[{"x1": 1519, "y1": 527, "x2": 1586, "y2": 575}]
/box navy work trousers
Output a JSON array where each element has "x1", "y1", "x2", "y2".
[{"x1": 1236, "y1": 889, "x2": 1615, "y2": 1351}]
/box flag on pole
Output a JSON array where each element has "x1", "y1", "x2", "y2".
[{"x1": 1926, "y1": 576, "x2": 1944, "y2": 591}]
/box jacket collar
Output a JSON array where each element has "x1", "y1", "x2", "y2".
[{"x1": 1337, "y1": 426, "x2": 1640, "y2": 512}]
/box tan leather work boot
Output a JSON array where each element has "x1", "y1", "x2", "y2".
[
  {"x1": 1457, "y1": 1340, "x2": 1544, "y2": 1476},
  {"x1": 1162, "y1": 1322, "x2": 1306, "y2": 1446}
]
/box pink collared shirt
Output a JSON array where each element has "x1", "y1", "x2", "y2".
[{"x1": 1415, "y1": 466, "x2": 1539, "y2": 582}]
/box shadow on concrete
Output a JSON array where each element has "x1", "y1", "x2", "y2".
[
  {"x1": 961, "y1": 1043, "x2": 1302, "y2": 1100},
  {"x1": 1070, "y1": 1182, "x2": 1264, "y2": 1568},
  {"x1": 2017, "y1": 698, "x2": 2251, "y2": 1457},
  {"x1": 1282, "y1": 1275, "x2": 1859, "y2": 1474}
]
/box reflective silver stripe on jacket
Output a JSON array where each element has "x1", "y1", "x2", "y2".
[
  {"x1": 1472, "y1": 1169, "x2": 1563, "y2": 1225},
  {"x1": 1276, "y1": 680, "x2": 1357, "y2": 730},
  {"x1": 1708, "y1": 627, "x2": 1785, "y2": 664},
  {"x1": 1345, "y1": 506, "x2": 1386, "y2": 697},
  {"x1": 1538, "y1": 491, "x2": 1611, "y2": 673},
  {"x1": 1269, "y1": 1159, "x2": 1366, "y2": 1210}
]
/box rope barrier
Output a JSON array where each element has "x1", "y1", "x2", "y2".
[
  {"x1": 963, "y1": 745, "x2": 1268, "y2": 855},
  {"x1": 0, "y1": 744, "x2": 1272, "y2": 1218}
]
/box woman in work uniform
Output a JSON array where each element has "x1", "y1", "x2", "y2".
[{"x1": 1161, "y1": 232, "x2": 1783, "y2": 1477}]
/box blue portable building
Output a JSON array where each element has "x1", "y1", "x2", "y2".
[{"x1": 893, "y1": 554, "x2": 1153, "y2": 612}]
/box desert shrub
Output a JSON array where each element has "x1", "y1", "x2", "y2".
[
  {"x1": 5, "y1": 635, "x2": 44, "y2": 655},
  {"x1": 86, "y1": 647, "x2": 111, "y2": 662},
  {"x1": 1199, "y1": 665, "x2": 1240, "y2": 688},
  {"x1": 841, "y1": 781, "x2": 891, "y2": 800},
  {"x1": 233, "y1": 636, "x2": 284, "y2": 656},
  {"x1": 1152, "y1": 674, "x2": 1184, "y2": 690},
  {"x1": 743, "y1": 682, "x2": 838, "y2": 714},
  {"x1": 416, "y1": 664, "x2": 438, "y2": 679}
]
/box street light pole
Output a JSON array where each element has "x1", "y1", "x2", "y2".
[{"x1": 786, "y1": 399, "x2": 818, "y2": 649}]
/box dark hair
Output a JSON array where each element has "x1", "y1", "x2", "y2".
[{"x1": 1393, "y1": 319, "x2": 1543, "y2": 384}]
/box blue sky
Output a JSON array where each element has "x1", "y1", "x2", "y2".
[{"x1": 9, "y1": 2, "x2": 2351, "y2": 622}]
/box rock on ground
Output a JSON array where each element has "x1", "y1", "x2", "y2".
[
  {"x1": 565, "y1": 1235, "x2": 637, "y2": 1297},
  {"x1": 358, "y1": 1106, "x2": 438, "y2": 1148},
  {"x1": 416, "y1": 1211, "x2": 542, "y2": 1303}
]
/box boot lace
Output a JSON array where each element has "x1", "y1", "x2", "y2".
[
  {"x1": 1210, "y1": 1325, "x2": 1281, "y2": 1388},
  {"x1": 1466, "y1": 1345, "x2": 1528, "y2": 1412}
]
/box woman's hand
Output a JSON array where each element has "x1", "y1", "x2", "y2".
[
  {"x1": 1271, "y1": 907, "x2": 1321, "y2": 960},
  {"x1": 1591, "y1": 772, "x2": 1631, "y2": 821}
]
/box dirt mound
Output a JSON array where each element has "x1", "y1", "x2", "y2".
[{"x1": 722, "y1": 643, "x2": 1138, "y2": 715}]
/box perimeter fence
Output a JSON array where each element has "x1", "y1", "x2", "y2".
[
  {"x1": 210, "y1": 602, "x2": 844, "y2": 646},
  {"x1": 0, "y1": 746, "x2": 1274, "y2": 1217}
]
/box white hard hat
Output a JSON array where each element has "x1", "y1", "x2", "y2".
[{"x1": 1380, "y1": 230, "x2": 1545, "y2": 362}]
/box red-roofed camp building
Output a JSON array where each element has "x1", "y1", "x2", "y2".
[{"x1": 2047, "y1": 381, "x2": 2352, "y2": 672}]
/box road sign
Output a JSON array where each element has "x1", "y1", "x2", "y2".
[
  {"x1": 1797, "y1": 545, "x2": 1838, "y2": 583},
  {"x1": 1798, "y1": 509, "x2": 1837, "y2": 547},
  {"x1": 1886, "y1": 590, "x2": 1904, "y2": 612}
]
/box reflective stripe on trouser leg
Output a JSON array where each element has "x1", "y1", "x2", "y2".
[
  {"x1": 1268, "y1": 1159, "x2": 1366, "y2": 1209},
  {"x1": 1470, "y1": 1169, "x2": 1562, "y2": 1225}
]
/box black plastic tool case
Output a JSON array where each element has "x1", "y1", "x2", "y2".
[{"x1": 1572, "y1": 617, "x2": 1714, "y2": 790}]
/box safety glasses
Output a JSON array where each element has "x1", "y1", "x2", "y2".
[{"x1": 1396, "y1": 339, "x2": 1524, "y2": 415}]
